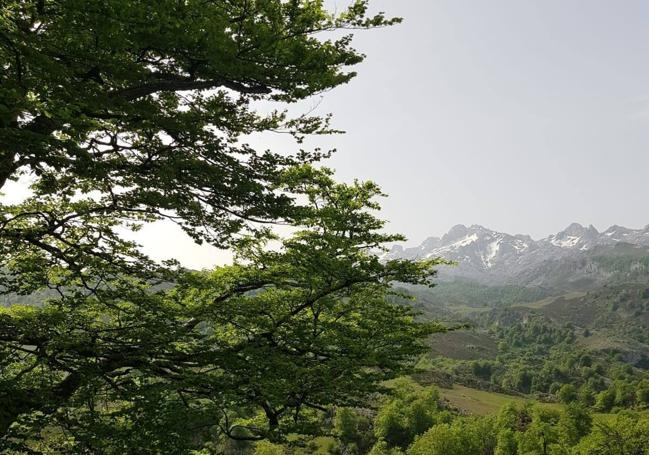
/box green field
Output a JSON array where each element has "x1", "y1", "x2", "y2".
[
  {"x1": 439, "y1": 385, "x2": 560, "y2": 416},
  {"x1": 427, "y1": 330, "x2": 499, "y2": 361},
  {"x1": 439, "y1": 385, "x2": 525, "y2": 415},
  {"x1": 513, "y1": 291, "x2": 587, "y2": 310}
]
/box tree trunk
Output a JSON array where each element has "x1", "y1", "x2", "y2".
[{"x1": 0, "y1": 151, "x2": 15, "y2": 191}]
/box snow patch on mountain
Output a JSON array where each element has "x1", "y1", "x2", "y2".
[
  {"x1": 550, "y1": 235, "x2": 580, "y2": 248},
  {"x1": 384, "y1": 223, "x2": 649, "y2": 284},
  {"x1": 483, "y1": 240, "x2": 501, "y2": 267}
]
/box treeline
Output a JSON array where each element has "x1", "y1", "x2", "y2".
[
  {"x1": 251, "y1": 380, "x2": 649, "y2": 455},
  {"x1": 399, "y1": 282, "x2": 549, "y2": 315},
  {"x1": 425, "y1": 314, "x2": 649, "y2": 412}
]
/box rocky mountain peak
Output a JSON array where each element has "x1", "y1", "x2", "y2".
[
  {"x1": 442, "y1": 224, "x2": 471, "y2": 243},
  {"x1": 545, "y1": 223, "x2": 601, "y2": 249},
  {"x1": 384, "y1": 223, "x2": 649, "y2": 284}
]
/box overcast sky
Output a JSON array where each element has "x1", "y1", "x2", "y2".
[
  {"x1": 6, "y1": 1, "x2": 649, "y2": 268},
  {"x1": 300, "y1": 0, "x2": 649, "y2": 243},
  {"x1": 319, "y1": 0, "x2": 649, "y2": 239}
]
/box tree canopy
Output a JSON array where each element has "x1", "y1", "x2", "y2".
[
  {"x1": 0, "y1": 0, "x2": 400, "y2": 291},
  {"x1": 0, "y1": 167, "x2": 444, "y2": 452},
  {"x1": 0, "y1": 0, "x2": 448, "y2": 452}
]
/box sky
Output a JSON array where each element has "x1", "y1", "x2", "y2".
[
  {"x1": 5, "y1": 0, "x2": 649, "y2": 268},
  {"x1": 313, "y1": 0, "x2": 649, "y2": 244}
]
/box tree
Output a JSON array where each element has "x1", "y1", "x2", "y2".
[
  {"x1": 0, "y1": 0, "x2": 417, "y2": 450},
  {"x1": 557, "y1": 403, "x2": 592, "y2": 447},
  {"x1": 557, "y1": 384, "x2": 578, "y2": 404},
  {"x1": 636, "y1": 379, "x2": 649, "y2": 406},
  {"x1": 405, "y1": 388, "x2": 441, "y2": 437},
  {"x1": 0, "y1": 170, "x2": 445, "y2": 452},
  {"x1": 374, "y1": 401, "x2": 411, "y2": 449},
  {"x1": 335, "y1": 408, "x2": 363, "y2": 445},
  {"x1": 516, "y1": 407, "x2": 561, "y2": 455},
  {"x1": 511, "y1": 367, "x2": 534, "y2": 394},
  {"x1": 1, "y1": 0, "x2": 400, "y2": 291},
  {"x1": 368, "y1": 440, "x2": 405, "y2": 455},
  {"x1": 594, "y1": 388, "x2": 616, "y2": 412},
  {"x1": 373, "y1": 381, "x2": 446, "y2": 450},
  {"x1": 334, "y1": 407, "x2": 374, "y2": 453},
  {"x1": 0, "y1": 0, "x2": 403, "y2": 285},
  {"x1": 613, "y1": 380, "x2": 636, "y2": 407},
  {"x1": 472, "y1": 360, "x2": 493, "y2": 380},
  {"x1": 407, "y1": 420, "x2": 484, "y2": 455},
  {"x1": 254, "y1": 441, "x2": 285, "y2": 455},
  {"x1": 494, "y1": 429, "x2": 518, "y2": 455},
  {"x1": 575, "y1": 413, "x2": 649, "y2": 455},
  {"x1": 578, "y1": 384, "x2": 596, "y2": 407},
  {"x1": 463, "y1": 416, "x2": 497, "y2": 454},
  {"x1": 495, "y1": 402, "x2": 522, "y2": 432}
]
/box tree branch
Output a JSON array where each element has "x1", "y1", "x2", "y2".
[
  {"x1": 0, "y1": 152, "x2": 17, "y2": 190},
  {"x1": 110, "y1": 77, "x2": 271, "y2": 101}
]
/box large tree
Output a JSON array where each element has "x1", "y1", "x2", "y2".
[
  {"x1": 0, "y1": 0, "x2": 444, "y2": 452},
  {"x1": 0, "y1": 0, "x2": 399, "y2": 288},
  {"x1": 1, "y1": 168, "x2": 443, "y2": 452}
]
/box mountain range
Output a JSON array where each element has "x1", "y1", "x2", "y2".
[{"x1": 385, "y1": 223, "x2": 649, "y2": 290}]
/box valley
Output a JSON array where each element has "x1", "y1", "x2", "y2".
[{"x1": 389, "y1": 223, "x2": 649, "y2": 416}]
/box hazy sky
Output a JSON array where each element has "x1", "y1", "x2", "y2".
[
  {"x1": 314, "y1": 0, "x2": 649, "y2": 243},
  {"x1": 5, "y1": 1, "x2": 649, "y2": 268}
]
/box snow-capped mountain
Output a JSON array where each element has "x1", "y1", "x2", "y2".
[
  {"x1": 544, "y1": 223, "x2": 601, "y2": 250},
  {"x1": 385, "y1": 223, "x2": 649, "y2": 286}
]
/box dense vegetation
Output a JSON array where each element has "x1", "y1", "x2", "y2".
[
  {"x1": 245, "y1": 380, "x2": 649, "y2": 454},
  {"x1": 403, "y1": 273, "x2": 649, "y2": 438},
  {"x1": 425, "y1": 314, "x2": 649, "y2": 412},
  {"x1": 1, "y1": 170, "x2": 446, "y2": 453},
  {"x1": 0, "y1": 1, "x2": 450, "y2": 452}
]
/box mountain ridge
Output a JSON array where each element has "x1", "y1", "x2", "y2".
[{"x1": 385, "y1": 223, "x2": 649, "y2": 288}]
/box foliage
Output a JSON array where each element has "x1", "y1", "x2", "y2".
[
  {"x1": 0, "y1": 167, "x2": 445, "y2": 453},
  {"x1": 200, "y1": 380, "x2": 649, "y2": 455},
  {"x1": 373, "y1": 378, "x2": 448, "y2": 450},
  {"x1": 557, "y1": 384, "x2": 578, "y2": 404},
  {"x1": 0, "y1": 0, "x2": 442, "y2": 451},
  {"x1": 407, "y1": 422, "x2": 475, "y2": 455},
  {"x1": 574, "y1": 413, "x2": 649, "y2": 454},
  {"x1": 367, "y1": 440, "x2": 404, "y2": 455},
  {"x1": 254, "y1": 441, "x2": 285, "y2": 455},
  {"x1": 423, "y1": 304, "x2": 649, "y2": 412},
  {"x1": 1, "y1": 0, "x2": 401, "y2": 295},
  {"x1": 334, "y1": 408, "x2": 374, "y2": 454}
]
